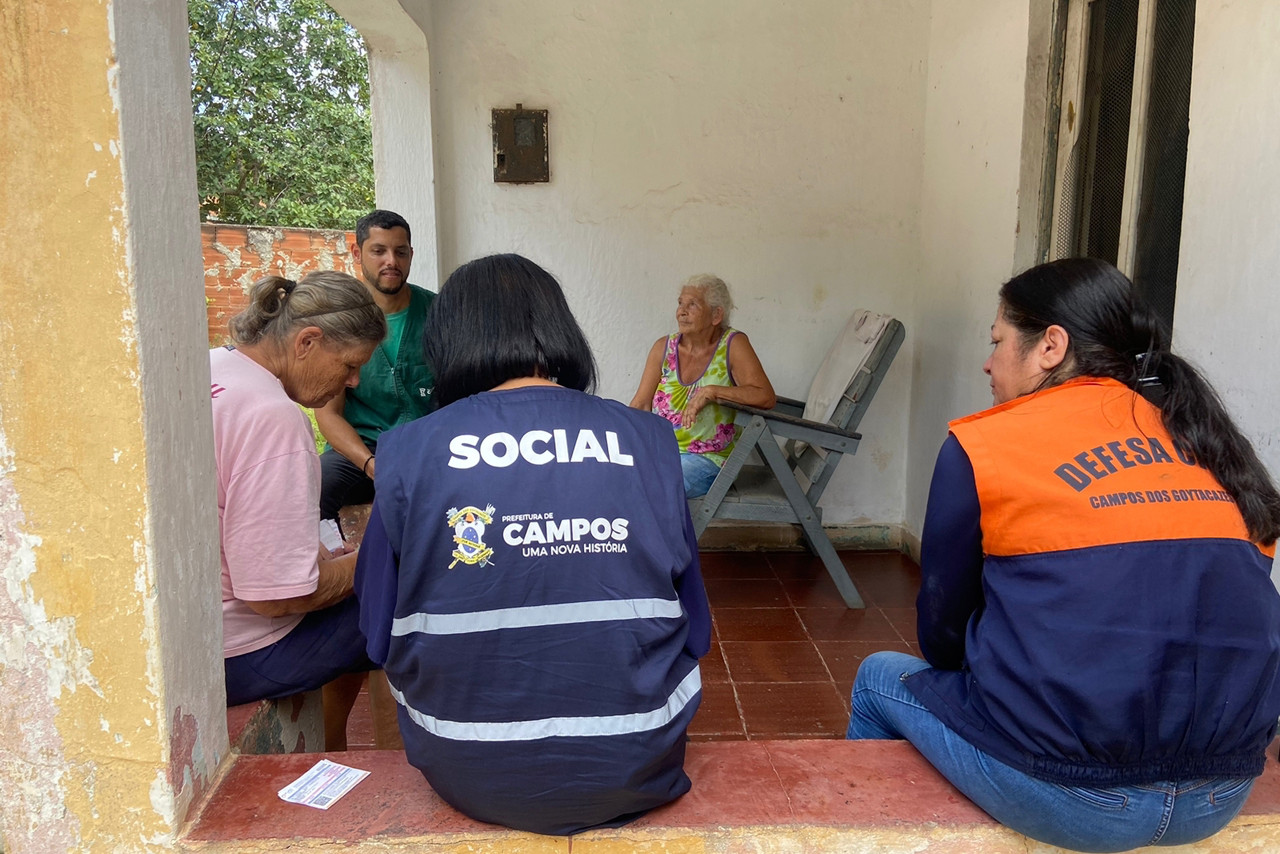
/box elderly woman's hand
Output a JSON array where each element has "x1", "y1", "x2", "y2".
[{"x1": 681, "y1": 386, "x2": 718, "y2": 428}]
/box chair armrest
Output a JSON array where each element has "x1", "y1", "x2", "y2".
[
  {"x1": 774, "y1": 395, "x2": 806, "y2": 416},
  {"x1": 722, "y1": 400, "x2": 861, "y2": 448}
]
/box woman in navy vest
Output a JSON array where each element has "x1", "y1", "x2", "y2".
[
  {"x1": 355, "y1": 254, "x2": 711, "y2": 835},
  {"x1": 847, "y1": 258, "x2": 1280, "y2": 852}
]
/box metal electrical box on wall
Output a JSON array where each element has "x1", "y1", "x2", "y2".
[{"x1": 492, "y1": 104, "x2": 549, "y2": 183}]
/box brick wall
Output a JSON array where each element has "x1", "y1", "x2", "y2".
[{"x1": 203, "y1": 224, "x2": 357, "y2": 345}]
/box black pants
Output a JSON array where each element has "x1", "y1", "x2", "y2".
[{"x1": 320, "y1": 443, "x2": 377, "y2": 522}]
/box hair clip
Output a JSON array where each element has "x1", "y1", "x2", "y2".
[{"x1": 1135, "y1": 352, "x2": 1159, "y2": 386}]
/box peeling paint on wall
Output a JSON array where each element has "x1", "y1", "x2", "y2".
[{"x1": 0, "y1": 422, "x2": 81, "y2": 853}]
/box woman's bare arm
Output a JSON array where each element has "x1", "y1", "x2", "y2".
[
  {"x1": 628, "y1": 338, "x2": 667, "y2": 410},
  {"x1": 682, "y1": 332, "x2": 776, "y2": 426}
]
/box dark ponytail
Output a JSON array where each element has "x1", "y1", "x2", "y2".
[{"x1": 1000, "y1": 258, "x2": 1280, "y2": 545}]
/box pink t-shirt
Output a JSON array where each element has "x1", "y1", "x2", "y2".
[{"x1": 210, "y1": 347, "x2": 321, "y2": 657}]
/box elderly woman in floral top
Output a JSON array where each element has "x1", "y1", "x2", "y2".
[{"x1": 630, "y1": 274, "x2": 776, "y2": 497}]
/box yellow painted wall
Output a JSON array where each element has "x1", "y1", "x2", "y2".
[{"x1": 0, "y1": 1, "x2": 185, "y2": 849}]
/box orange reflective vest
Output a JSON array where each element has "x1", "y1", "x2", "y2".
[
  {"x1": 907, "y1": 377, "x2": 1280, "y2": 785},
  {"x1": 950, "y1": 376, "x2": 1273, "y2": 560}
]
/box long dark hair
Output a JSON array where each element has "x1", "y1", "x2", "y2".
[
  {"x1": 425, "y1": 254, "x2": 597, "y2": 407},
  {"x1": 1000, "y1": 257, "x2": 1280, "y2": 545}
]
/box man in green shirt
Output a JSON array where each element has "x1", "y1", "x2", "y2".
[{"x1": 317, "y1": 210, "x2": 436, "y2": 521}]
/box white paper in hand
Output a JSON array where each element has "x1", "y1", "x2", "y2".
[
  {"x1": 319, "y1": 518, "x2": 344, "y2": 553},
  {"x1": 278, "y1": 759, "x2": 369, "y2": 810}
]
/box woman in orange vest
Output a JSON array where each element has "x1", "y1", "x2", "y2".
[{"x1": 847, "y1": 258, "x2": 1280, "y2": 852}]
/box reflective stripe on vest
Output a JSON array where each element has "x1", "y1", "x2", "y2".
[
  {"x1": 391, "y1": 597, "x2": 684, "y2": 636},
  {"x1": 389, "y1": 665, "x2": 702, "y2": 742}
]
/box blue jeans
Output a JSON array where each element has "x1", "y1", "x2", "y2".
[
  {"x1": 681, "y1": 452, "x2": 722, "y2": 498},
  {"x1": 847, "y1": 651, "x2": 1254, "y2": 852}
]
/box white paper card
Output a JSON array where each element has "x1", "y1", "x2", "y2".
[
  {"x1": 319, "y1": 518, "x2": 344, "y2": 553},
  {"x1": 278, "y1": 759, "x2": 369, "y2": 810}
]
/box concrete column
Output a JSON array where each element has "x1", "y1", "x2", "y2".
[{"x1": 0, "y1": 1, "x2": 224, "y2": 850}]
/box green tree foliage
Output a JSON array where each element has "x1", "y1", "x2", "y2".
[{"x1": 189, "y1": 0, "x2": 375, "y2": 229}]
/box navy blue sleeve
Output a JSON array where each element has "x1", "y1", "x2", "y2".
[
  {"x1": 354, "y1": 500, "x2": 399, "y2": 667},
  {"x1": 676, "y1": 505, "x2": 712, "y2": 659},
  {"x1": 917, "y1": 434, "x2": 984, "y2": 670}
]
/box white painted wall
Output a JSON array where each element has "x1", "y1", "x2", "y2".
[
  {"x1": 904, "y1": 2, "x2": 1032, "y2": 538},
  {"x1": 1176, "y1": 5, "x2": 1280, "y2": 477},
  {"x1": 404, "y1": 0, "x2": 931, "y2": 526}
]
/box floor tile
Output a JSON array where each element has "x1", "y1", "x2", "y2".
[
  {"x1": 699, "y1": 643, "x2": 729, "y2": 682},
  {"x1": 845, "y1": 553, "x2": 922, "y2": 607},
  {"x1": 797, "y1": 606, "x2": 900, "y2": 642},
  {"x1": 880, "y1": 606, "x2": 919, "y2": 643},
  {"x1": 688, "y1": 680, "x2": 745, "y2": 738},
  {"x1": 697, "y1": 550, "x2": 776, "y2": 580},
  {"x1": 816, "y1": 640, "x2": 913, "y2": 690},
  {"x1": 713, "y1": 607, "x2": 807, "y2": 642},
  {"x1": 721, "y1": 641, "x2": 831, "y2": 683},
  {"x1": 703, "y1": 577, "x2": 790, "y2": 608},
  {"x1": 777, "y1": 568, "x2": 852, "y2": 609},
  {"x1": 765, "y1": 550, "x2": 828, "y2": 579},
  {"x1": 736, "y1": 681, "x2": 849, "y2": 738}
]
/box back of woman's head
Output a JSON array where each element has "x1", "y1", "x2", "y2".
[
  {"x1": 426, "y1": 254, "x2": 597, "y2": 407},
  {"x1": 1000, "y1": 257, "x2": 1280, "y2": 544},
  {"x1": 229, "y1": 272, "x2": 386, "y2": 349}
]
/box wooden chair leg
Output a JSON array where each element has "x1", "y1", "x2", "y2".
[
  {"x1": 755, "y1": 432, "x2": 865, "y2": 608},
  {"x1": 798, "y1": 518, "x2": 865, "y2": 609}
]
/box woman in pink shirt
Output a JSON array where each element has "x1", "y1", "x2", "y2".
[{"x1": 211, "y1": 271, "x2": 386, "y2": 748}]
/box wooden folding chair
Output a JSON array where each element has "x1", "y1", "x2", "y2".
[{"x1": 689, "y1": 312, "x2": 906, "y2": 608}]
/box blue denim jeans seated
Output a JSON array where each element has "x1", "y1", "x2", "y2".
[
  {"x1": 680, "y1": 452, "x2": 722, "y2": 498},
  {"x1": 847, "y1": 651, "x2": 1254, "y2": 853}
]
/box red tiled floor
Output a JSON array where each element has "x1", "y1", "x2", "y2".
[
  {"x1": 817, "y1": 640, "x2": 913, "y2": 691},
  {"x1": 713, "y1": 606, "x2": 808, "y2": 641},
  {"x1": 342, "y1": 548, "x2": 923, "y2": 748},
  {"x1": 797, "y1": 605, "x2": 900, "y2": 642},
  {"x1": 700, "y1": 643, "x2": 730, "y2": 682},
  {"x1": 688, "y1": 680, "x2": 746, "y2": 739},
  {"x1": 721, "y1": 641, "x2": 831, "y2": 683},
  {"x1": 698, "y1": 550, "x2": 776, "y2": 579},
  {"x1": 736, "y1": 681, "x2": 850, "y2": 738},
  {"x1": 704, "y1": 577, "x2": 790, "y2": 608}
]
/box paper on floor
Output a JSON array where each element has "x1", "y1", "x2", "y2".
[{"x1": 278, "y1": 759, "x2": 369, "y2": 810}]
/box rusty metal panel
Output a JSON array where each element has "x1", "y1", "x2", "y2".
[{"x1": 492, "y1": 104, "x2": 549, "y2": 183}]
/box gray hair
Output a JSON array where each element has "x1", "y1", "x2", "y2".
[
  {"x1": 228, "y1": 272, "x2": 387, "y2": 348},
  {"x1": 681, "y1": 273, "x2": 734, "y2": 328}
]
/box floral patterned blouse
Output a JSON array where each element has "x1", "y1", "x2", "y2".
[{"x1": 652, "y1": 328, "x2": 739, "y2": 466}]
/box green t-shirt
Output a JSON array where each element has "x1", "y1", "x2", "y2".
[
  {"x1": 330, "y1": 284, "x2": 436, "y2": 447},
  {"x1": 381, "y1": 306, "x2": 409, "y2": 365}
]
